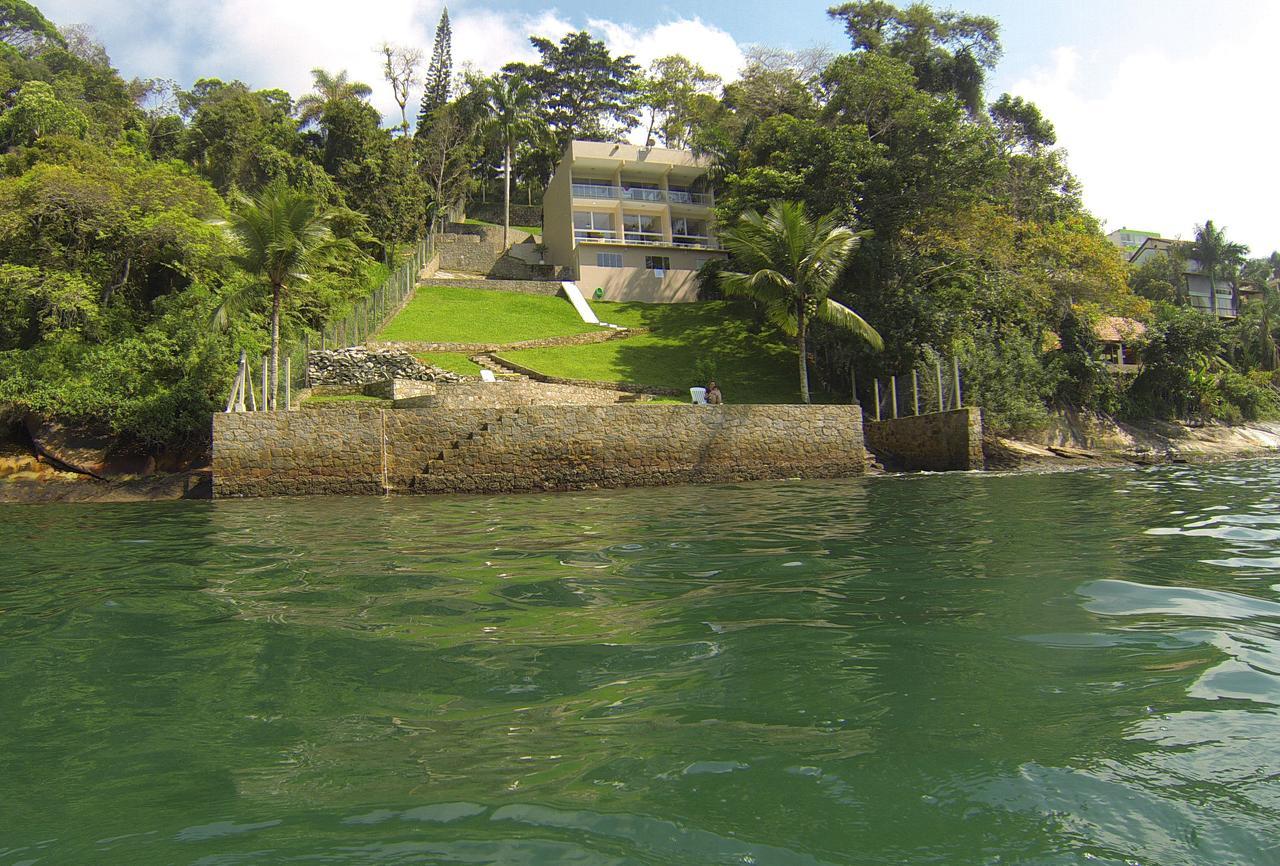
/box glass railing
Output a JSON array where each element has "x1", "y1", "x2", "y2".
[
  {"x1": 667, "y1": 190, "x2": 712, "y2": 206},
  {"x1": 623, "y1": 232, "x2": 666, "y2": 245},
  {"x1": 622, "y1": 188, "x2": 664, "y2": 202},
  {"x1": 672, "y1": 235, "x2": 715, "y2": 248},
  {"x1": 572, "y1": 183, "x2": 620, "y2": 199},
  {"x1": 574, "y1": 229, "x2": 618, "y2": 241}
]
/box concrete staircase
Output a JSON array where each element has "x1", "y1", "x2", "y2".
[{"x1": 410, "y1": 410, "x2": 523, "y2": 492}]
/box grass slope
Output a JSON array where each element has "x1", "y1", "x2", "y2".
[
  {"x1": 377, "y1": 285, "x2": 596, "y2": 344},
  {"x1": 504, "y1": 300, "x2": 828, "y2": 404},
  {"x1": 464, "y1": 217, "x2": 541, "y2": 236}
]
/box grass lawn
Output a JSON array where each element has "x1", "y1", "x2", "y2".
[
  {"x1": 502, "y1": 300, "x2": 833, "y2": 404},
  {"x1": 377, "y1": 285, "x2": 596, "y2": 344},
  {"x1": 415, "y1": 352, "x2": 484, "y2": 376}
]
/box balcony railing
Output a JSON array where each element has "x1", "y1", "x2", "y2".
[
  {"x1": 672, "y1": 234, "x2": 714, "y2": 248},
  {"x1": 623, "y1": 231, "x2": 666, "y2": 245},
  {"x1": 572, "y1": 183, "x2": 621, "y2": 199},
  {"x1": 571, "y1": 184, "x2": 712, "y2": 206},
  {"x1": 574, "y1": 229, "x2": 618, "y2": 241},
  {"x1": 668, "y1": 190, "x2": 713, "y2": 206}
]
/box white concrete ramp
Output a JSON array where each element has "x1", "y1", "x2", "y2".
[{"x1": 561, "y1": 281, "x2": 600, "y2": 325}]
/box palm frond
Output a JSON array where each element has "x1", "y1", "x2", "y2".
[{"x1": 818, "y1": 298, "x2": 884, "y2": 350}]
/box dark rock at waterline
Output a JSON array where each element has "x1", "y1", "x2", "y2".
[{"x1": 23, "y1": 415, "x2": 153, "y2": 479}]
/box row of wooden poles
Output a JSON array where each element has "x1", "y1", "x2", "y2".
[
  {"x1": 855, "y1": 357, "x2": 963, "y2": 422},
  {"x1": 224, "y1": 237, "x2": 432, "y2": 413}
]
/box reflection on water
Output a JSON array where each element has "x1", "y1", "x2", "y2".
[{"x1": 2, "y1": 463, "x2": 1280, "y2": 864}]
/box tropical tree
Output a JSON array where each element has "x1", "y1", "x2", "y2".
[
  {"x1": 379, "y1": 43, "x2": 422, "y2": 135},
  {"x1": 295, "y1": 68, "x2": 373, "y2": 128},
  {"x1": 225, "y1": 182, "x2": 341, "y2": 409},
  {"x1": 478, "y1": 75, "x2": 543, "y2": 248},
  {"x1": 1189, "y1": 220, "x2": 1248, "y2": 316},
  {"x1": 719, "y1": 201, "x2": 883, "y2": 403}
]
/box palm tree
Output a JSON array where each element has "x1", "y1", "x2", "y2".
[
  {"x1": 295, "y1": 68, "x2": 373, "y2": 128},
  {"x1": 719, "y1": 201, "x2": 883, "y2": 403},
  {"x1": 478, "y1": 75, "x2": 542, "y2": 249},
  {"x1": 1189, "y1": 220, "x2": 1248, "y2": 316},
  {"x1": 225, "y1": 182, "x2": 341, "y2": 410}
]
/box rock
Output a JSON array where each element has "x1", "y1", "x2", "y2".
[
  {"x1": 306, "y1": 347, "x2": 465, "y2": 386},
  {"x1": 23, "y1": 414, "x2": 157, "y2": 478}
]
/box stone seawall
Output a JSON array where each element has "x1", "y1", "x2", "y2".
[
  {"x1": 424, "y1": 277, "x2": 564, "y2": 296},
  {"x1": 864, "y1": 407, "x2": 984, "y2": 471},
  {"x1": 213, "y1": 404, "x2": 866, "y2": 498}
]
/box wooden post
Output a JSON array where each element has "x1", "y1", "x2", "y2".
[
  {"x1": 302, "y1": 332, "x2": 310, "y2": 388},
  {"x1": 850, "y1": 367, "x2": 858, "y2": 406},
  {"x1": 953, "y1": 357, "x2": 962, "y2": 409},
  {"x1": 890, "y1": 375, "x2": 898, "y2": 419},
  {"x1": 284, "y1": 356, "x2": 292, "y2": 410},
  {"x1": 225, "y1": 367, "x2": 242, "y2": 413},
  {"x1": 874, "y1": 379, "x2": 881, "y2": 421},
  {"x1": 231, "y1": 349, "x2": 248, "y2": 412},
  {"x1": 246, "y1": 363, "x2": 257, "y2": 412},
  {"x1": 936, "y1": 360, "x2": 945, "y2": 413},
  {"x1": 261, "y1": 356, "x2": 269, "y2": 411},
  {"x1": 912, "y1": 369, "x2": 920, "y2": 415}
]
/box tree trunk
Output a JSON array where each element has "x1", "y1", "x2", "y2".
[
  {"x1": 1209, "y1": 271, "x2": 1217, "y2": 316},
  {"x1": 269, "y1": 282, "x2": 282, "y2": 411},
  {"x1": 797, "y1": 301, "x2": 810, "y2": 405},
  {"x1": 503, "y1": 140, "x2": 511, "y2": 250}
]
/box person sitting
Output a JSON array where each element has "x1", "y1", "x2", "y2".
[{"x1": 706, "y1": 381, "x2": 723, "y2": 405}]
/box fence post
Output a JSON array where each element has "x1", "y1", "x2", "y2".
[
  {"x1": 890, "y1": 375, "x2": 898, "y2": 419},
  {"x1": 912, "y1": 369, "x2": 920, "y2": 415},
  {"x1": 284, "y1": 356, "x2": 292, "y2": 410},
  {"x1": 232, "y1": 349, "x2": 248, "y2": 412},
  {"x1": 303, "y1": 332, "x2": 310, "y2": 388},
  {"x1": 935, "y1": 359, "x2": 945, "y2": 413},
  {"x1": 850, "y1": 367, "x2": 858, "y2": 406},
  {"x1": 261, "y1": 356, "x2": 269, "y2": 411},
  {"x1": 246, "y1": 361, "x2": 257, "y2": 412},
  {"x1": 953, "y1": 357, "x2": 963, "y2": 409},
  {"x1": 874, "y1": 379, "x2": 882, "y2": 421}
]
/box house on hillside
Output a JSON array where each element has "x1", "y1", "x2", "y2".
[
  {"x1": 542, "y1": 140, "x2": 728, "y2": 302},
  {"x1": 1127, "y1": 236, "x2": 1258, "y2": 318},
  {"x1": 1106, "y1": 227, "x2": 1161, "y2": 256},
  {"x1": 1096, "y1": 316, "x2": 1145, "y2": 373}
]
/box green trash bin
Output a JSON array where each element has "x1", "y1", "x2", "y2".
[{"x1": 593, "y1": 287, "x2": 604, "y2": 299}]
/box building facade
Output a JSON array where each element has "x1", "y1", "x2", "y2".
[
  {"x1": 542, "y1": 140, "x2": 728, "y2": 303},
  {"x1": 1127, "y1": 236, "x2": 1255, "y2": 318}
]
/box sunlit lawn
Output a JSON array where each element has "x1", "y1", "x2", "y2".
[{"x1": 377, "y1": 285, "x2": 596, "y2": 344}]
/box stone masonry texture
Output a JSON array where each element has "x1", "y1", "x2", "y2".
[
  {"x1": 863, "y1": 407, "x2": 984, "y2": 471},
  {"x1": 212, "y1": 404, "x2": 867, "y2": 498}
]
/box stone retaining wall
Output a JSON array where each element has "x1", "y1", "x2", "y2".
[
  {"x1": 864, "y1": 407, "x2": 984, "y2": 471},
  {"x1": 466, "y1": 204, "x2": 542, "y2": 228},
  {"x1": 425, "y1": 277, "x2": 565, "y2": 296},
  {"x1": 372, "y1": 328, "x2": 634, "y2": 354},
  {"x1": 394, "y1": 381, "x2": 632, "y2": 409},
  {"x1": 212, "y1": 404, "x2": 865, "y2": 497},
  {"x1": 490, "y1": 355, "x2": 683, "y2": 396}
]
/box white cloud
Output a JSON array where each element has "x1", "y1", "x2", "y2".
[
  {"x1": 1009, "y1": 14, "x2": 1280, "y2": 254},
  {"x1": 40, "y1": 1, "x2": 747, "y2": 131}
]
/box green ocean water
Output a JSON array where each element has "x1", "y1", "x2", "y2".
[{"x1": 2, "y1": 464, "x2": 1279, "y2": 865}]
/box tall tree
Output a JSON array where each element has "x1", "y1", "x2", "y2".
[
  {"x1": 504, "y1": 31, "x2": 640, "y2": 150},
  {"x1": 1189, "y1": 220, "x2": 1248, "y2": 316},
  {"x1": 826, "y1": 1, "x2": 1001, "y2": 115},
  {"x1": 639, "y1": 55, "x2": 721, "y2": 148},
  {"x1": 295, "y1": 68, "x2": 373, "y2": 128},
  {"x1": 416, "y1": 101, "x2": 477, "y2": 230},
  {"x1": 379, "y1": 43, "x2": 422, "y2": 135},
  {"x1": 478, "y1": 75, "x2": 543, "y2": 248},
  {"x1": 417, "y1": 7, "x2": 452, "y2": 129},
  {"x1": 226, "y1": 182, "x2": 341, "y2": 409},
  {"x1": 0, "y1": 0, "x2": 63, "y2": 55},
  {"x1": 719, "y1": 201, "x2": 883, "y2": 403}
]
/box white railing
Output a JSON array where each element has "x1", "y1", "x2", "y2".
[
  {"x1": 672, "y1": 235, "x2": 716, "y2": 249},
  {"x1": 571, "y1": 185, "x2": 713, "y2": 206},
  {"x1": 574, "y1": 229, "x2": 618, "y2": 241},
  {"x1": 668, "y1": 190, "x2": 712, "y2": 206},
  {"x1": 624, "y1": 232, "x2": 666, "y2": 245},
  {"x1": 572, "y1": 183, "x2": 620, "y2": 199},
  {"x1": 622, "y1": 187, "x2": 663, "y2": 202}
]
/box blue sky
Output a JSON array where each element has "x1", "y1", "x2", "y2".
[{"x1": 39, "y1": 0, "x2": 1278, "y2": 252}]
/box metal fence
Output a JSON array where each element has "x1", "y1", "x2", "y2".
[
  {"x1": 859, "y1": 355, "x2": 964, "y2": 422},
  {"x1": 224, "y1": 237, "x2": 432, "y2": 413}
]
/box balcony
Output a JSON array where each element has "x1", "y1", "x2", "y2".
[
  {"x1": 570, "y1": 184, "x2": 712, "y2": 207},
  {"x1": 623, "y1": 231, "x2": 666, "y2": 245},
  {"x1": 572, "y1": 183, "x2": 621, "y2": 200},
  {"x1": 574, "y1": 229, "x2": 618, "y2": 242},
  {"x1": 672, "y1": 234, "x2": 717, "y2": 249}
]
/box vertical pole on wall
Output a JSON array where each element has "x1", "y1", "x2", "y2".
[
  {"x1": 284, "y1": 356, "x2": 292, "y2": 410},
  {"x1": 874, "y1": 379, "x2": 882, "y2": 421},
  {"x1": 234, "y1": 349, "x2": 247, "y2": 412},
  {"x1": 302, "y1": 332, "x2": 310, "y2": 388},
  {"x1": 246, "y1": 361, "x2": 257, "y2": 412},
  {"x1": 890, "y1": 375, "x2": 898, "y2": 419},
  {"x1": 850, "y1": 367, "x2": 858, "y2": 406},
  {"x1": 936, "y1": 360, "x2": 945, "y2": 413},
  {"x1": 953, "y1": 357, "x2": 962, "y2": 409},
  {"x1": 225, "y1": 367, "x2": 242, "y2": 413},
  {"x1": 912, "y1": 369, "x2": 920, "y2": 415},
  {"x1": 261, "y1": 356, "x2": 269, "y2": 411}
]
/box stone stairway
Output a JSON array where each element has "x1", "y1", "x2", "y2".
[
  {"x1": 470, "y1": 353, "x2": 527, "y2": 380},
  {"x1": 410, "y1": 410, "x2": 523, "y2": 492}
]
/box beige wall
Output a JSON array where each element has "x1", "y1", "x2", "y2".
[
  {"x1": 542, "y1": 149, "x2": 575, "y2": 270},
  {"x1": 577, "y1": 244, "x2": 725, "y2": 303}
]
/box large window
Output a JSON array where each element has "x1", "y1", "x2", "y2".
[
  {"x1": 596, "y1": 252, "x2": 623, "y2": 268},
  {"x1": 672, "y1": 217, "x2": 709, "y2": 245},
  {"x1": 573, "y1": 211, "x2": 615, "y2": 240},
  {"x1": 645, "y1": 255, "x2": 671, "y2": 273},
  {"x1": 624, "y1": 213, "x2": 662, "y2": 244}
]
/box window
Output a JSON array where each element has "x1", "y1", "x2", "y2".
[
  {"x1": 596, "y1": 253, "x2": 623, "y2": 268},
  {"x1": 645, "y1": 255, "x2": 671, "y2": 274},
  {"x1": 573, "y1": 211, "x2": 615, "y2": 239}
]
